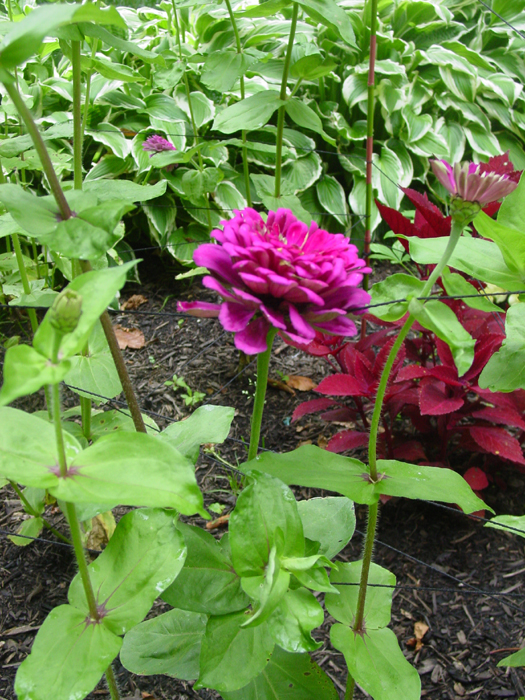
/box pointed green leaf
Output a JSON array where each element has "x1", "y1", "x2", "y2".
[
  {"x1": 296, "y1": 0, "x2": 355, "y2": 46},
  {"x1": 441, "y1": 267, "x2": 501, "y2": 313},
  {"x1": 240, "y1": 445, "x2": 376, "y2": 505},
  {"x1": 160, "y1": 405, "x2": 235, "y2": 462},
  {"x1": 485, "y1": 514, "x2": 525, "y2": 539},
  {"x1": 68, "y1": 508, "x2": 186, "y2": 634},
  {"x1": 0, "y1": 345, "x2": 71, "y2": 406},
  {"x1": 370, "y1": 274, "x2": 425, "y2": 322},
  {"x1": 120, "y1": 608, "x2": 207, "y2": 679},
  {"x1": 479, "y1": 304, "x2": 525, "y2": 392},
  {"x1": 496, "y1": 172, "x2": 525, "y2": 233},
  {"x1": 475, "y1": 210, "x2": 525, "y2": 276},
  {"x1": 316, "y1": 175, "x2": 348, "y2": 226},
  {"x1": 201, "y1": 51, "x2": 257, "y2": 93},
  {"x1": 229, "y1": 471, "x2": 305, "y2": 576},
  {"x1": 268, "y1": 588, "x2": 323, "y2": 652},
  {"x1": 213, "y1": 92, "x2": 285, "y2": 134},
  {"x1": 221, "y1": 646, "x2": 338, "y2": 700},
  {"x1": 51, "y1": 432, "x2": 207, "y2": 516},
  {"x1": 297, "y1": 496, "x2": 355, "y2": 559},
  {"x1": 241, "y1": 547, "x2": 290, "y2": 627},
  {"x1": 83, "y1": 178, "x2": 167, "y2": 202},
  {"x1": 197, "y1": 611, "x2": 275, "y2": 692},
  {"x1": 498, "y1": 647, "x2": 525, "y2": 667},
  {"x1": 285, "y1": 99, "x2": 335, "y2": 144},
  {"x1": 162, "y1": 525, "x2": 249, "y2": 615},
  {"x1": 326, "y1": 562, "x2": 395, "y2": 628},
  {"x1": 9, "y1": 516, "x2": 44, "y2": 547},
  {"x1": 331, "y1": 625, "x2": 421, "y2": 700},
  {"x1": 14, "y1": 605, "x2": 122, "y2": 700}
]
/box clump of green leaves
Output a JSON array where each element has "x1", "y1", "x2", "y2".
[{"x1": 165, "y1": 373, "x2": 205, "y2": 407}]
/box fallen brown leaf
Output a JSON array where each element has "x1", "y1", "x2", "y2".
[
  {"x1": 297, "y1": 439, "x2": 313, "y2": 448},
  {"x1": 407, "y1": 621, "x2": 430, "y2": 651},
  {"x1": 114, "y1": 324, "x2": 145, "y2": 349},
  {"x1": 121, "y1": 294, "x2": 148, "y2": 310},
  {"x1": 318, "y1": 435, "x2": 329, "y2": 449},
  {"x1": 286, "y1": 375, "x2": 317, "y2": 391},
  {"x1": 268, "y1": 378, "x2": 295, "y2": 395}
]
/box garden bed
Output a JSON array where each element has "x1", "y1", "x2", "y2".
[{"x1": 1, "y1": 258, "x2": 525, "y2": 700}]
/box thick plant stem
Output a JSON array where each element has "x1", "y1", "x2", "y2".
[
  {"x1": 274, "y1": 3, "x2": 299, "y2": 199},
  {"x1": 248, "y1": 328, "x2": 277, "y2": 461},
  {"x1": 2, "y1": 80, "x2": 72, "y2": 220},
  {"x1": 11, "y1": 233, "x2": 39, "y2": 334},
  {"x1": 346, "y1": 218, "x2": 465, "y2": 698},
  {"x1": 9, "y1": 481, "x2": 71, "y2": 545},
  {"x1": 224, "y1": 0, "x2": 252, "y2": 207},
  {"x1": 72, "y1": 41, "x2": 83, "y2": 191},
  {"x1": 362, "y1": 0, "x2": 379, "y2": 295},
  {"x1": 105, "y1": 664, "x2": 120, "y2": 700}
]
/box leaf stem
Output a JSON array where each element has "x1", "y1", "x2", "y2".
[
  {"x1": 9, "y1": 481, "x2": 71, "y2": 545},
  {"x1": 248, "y1": 327, "x2": 277, "y2": 461},
  {"x1": 274, "y1": 2, "x2": 299, "y2": 199},
  {"x1": 72, "y1": 41, "x2": 83, "y2": 191},
  {"x1": 347, "y1": 218, "x2": 465, "y2": 697},
  {"x1": 224, "y1": 0, "x2": 252, "y2": 207}
]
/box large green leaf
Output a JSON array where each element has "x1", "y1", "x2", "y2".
[
  {"x1": 33, "y1": 262, "x2": 136, "y2": 361},
  {"x1": 408, "y1": 236, "x2": 522, "y2": 290},
  {"x1": 479, "y1": 304, "x2": 525, "y2": 392},
  {"x1": 408, "y1": 298, "x2": 475, "y2": 376},
  {"x1": 0, "y1": 184, "x2": 59, "y2": 236},
  {"x1": 120, "y1": 608, "x2": 207, "y2": 679},
  {"x1": 162, "y1": 525, "x2": 249, "y2": 615},
  {"x1": 441, "y1": 267, "x2": 501, "y2": 313},
  {"x1": 297, "y1": 0, "x2": 355, "y2": 46},
  {"x1": 64, "y1": 322, "x2": 122, "y2": 402},
  {"x1": 297, "y1": 497, "x2": 355, "y2": 559},
  {"x1": 0, "y1": 345, "x2": 71, "y2": 406},
  {"x1": 213, "y1": 91, "x2": 285, "y2": 134},
  {"x1": 326, "y1": 562, "x2": 395, "y2": 628},
  {"x1": 285, "y1": 99, "x2": 335, "y2": 144},
  {"x1": 221, "y1": 646, "x2": 338, "y2": 700},
  {"x1": 197, "y1": 611, "x2": 275, "y2": 692},
  {"x1": 496, "y1": 172, "x2": 525, "y2": 233},
  {"x1": 241, "y1": 547, "x2": 291, "y2": 627},
  {"x1": 267, "y1": 588, "x2": 323, "y2": 652},
  {"x1": 475, "y1": 210, "x2": 525, "y2": 277},
  {"x1": 51, "y1": 432, "x2": 207, "y2": 516},
  {"x1": 331, "y1": 625, "x2": 421, "y2": 700},
  {"x1": 370, "y1": 274, "x2": 425, "y2": 322},
  {"x1": 376, "y1": 460, "x2": 490, "y2": 514},
  {"x1": 316, "y1": 175, "x2": 348, "y2": 226},
  {"x1": 229, "y1": 471, "x2": 305, "y2": 576},
  {"x1": 201, "y1": 51, "x2": 257, "y2": 92},
  {"x1": 14, "y1": 605, "x2": 122, "y2": 700},
  {"x1": 84, "y1": 178, "x2": 167, "y2": 202},
  {"x1": 160, "y1": 404, "x2": 235, "y2": 462},
  {"x1": 241, "y1": 446, "x2": 376, "y2": 505},
  {"x1": 68, "y1": 509, "x2": 186, "y2": 634},
  {"x1": 0, "y1": 407, "x2": 61, "y2": 487}
]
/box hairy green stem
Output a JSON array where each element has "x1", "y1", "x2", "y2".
[
  {"x1": 224, "y1": 0, "x2": 252, "y2": 207},
  {"x1": 345, "y1": 677, "x2": 356, "y2": 700},
  {"x1": 274, "y1": 3, "x2": 299, "y2": 198},
  {"x1": 347, "y1": 218, "x2": 465, "y2": 696},
  {"x1": 248, "y1": 328, "x2": 277, "y2": 461},
  {"x1": 9, "y1": 480, "x2": 72, "y2": 545},
  {"x1": 72, "y1": 41, "x2": 83, "y2": 191},
  {"x1": 105, "y1": 664, "x2": 120, "y2": 700}
]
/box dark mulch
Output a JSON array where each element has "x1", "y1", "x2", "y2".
[{"x1": 1, "y1": 253, "x2": 525, "y2": 700}]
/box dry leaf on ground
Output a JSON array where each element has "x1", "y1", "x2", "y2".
[
  {"x1": 407, "y1": 621, "x2": 430, "y2": 651},
  {"x1": 268, "y1": 378, "x2": 295, "y2": 395},
  {"x1": 114, "y1": 324, "x2": 145, "y2": 349},
  {"x1": 121, "y1": 294, "x2": 148, "y2": 310},
  {"x1": 286, "y1": 375, "x2": 317, "y2": 391}
]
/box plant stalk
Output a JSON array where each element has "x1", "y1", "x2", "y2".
[
  {"x1": 9, "y1": 480, "x2": 71, "y2": 544},
  {"x1": 274, "y1": 3, "x2": 299, "y2": 198},
  {"x1": 72, "y1": 41, "x2": 83, "y2": 191},
  {"x1": 347, "y1": 218, "x2": 465, "y2": 697},
  {"x1": 247, "y1": 328, "x2": 277, "y2": 461},
  {"x1": 224, "y1": 0, "x2": 252, "y2": 207},
  {"x1": 105, "y1": 664, "x2": 120, "y2": 700}
]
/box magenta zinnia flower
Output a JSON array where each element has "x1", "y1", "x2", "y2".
[
  {"x1": 178, "y1": 208, "x2": 371, "y2": 354},
  {"x1": 142, "y1": 134, "x2": 176, "y2": 155},
  {"x1": 431, "y1": 153, "x2": 520, "y2": 205}
]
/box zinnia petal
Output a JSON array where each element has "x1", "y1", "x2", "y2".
[
  {"x1": 234, "y1": 317, "x2": 271, "y2": 354},
  {"x1": 177, "y1": 301, "x2": 220, "y2": 317}
]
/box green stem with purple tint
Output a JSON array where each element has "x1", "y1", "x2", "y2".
[
  {"x1": 248, "y1": 327, "x2": 277, "y2": 461},
  {"x1": 347, "y1": 217, "x2": 465, "y2": 697}
]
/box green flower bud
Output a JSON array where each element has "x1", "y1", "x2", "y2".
[
  {"x1": 48, "y1": 289, "x2": 83, "y2": 335},
  {"x1": 450, "y1": 196, "x2": 481, "y2": 227}
]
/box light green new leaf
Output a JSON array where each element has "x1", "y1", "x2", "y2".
[
  {"x1": 213, "y1": 91, "x2": 285, "y2": 134},
  {"x1": 408, "y1": 236, "x2": 522, "y2": 290},
  {"x1": 230, "y1": 471, "x2": 304, "y2": 576},
  {"x1": 376, "y1": 460, "x2": 490, "y2": 514},
  {"x1": 282, "y1": 152, "x2": 323, "y2": 193},
  {"x1": 316, "y1": 175, "x2": 348, "y2": 225},
  {"x1": 475, "y1": 210, "x2": 525, "y2": 277},
  {"x1": 39, "y1": 214, "x2": 123, "y2": 261},
  {"x1": 373, "y1": 146, "x2": 406, "y2": 208},
  {"x1": 241, "y1": 445, "x2": 376, "y2": 505},
  {"x1": 14, "y1": 605, "x2": 122, "y2": 700},
  {"x1": 441, "y1": 267, "x2": 501, "y2": 313},
  {"x1": 80, "y1": 22, "x2": 161, "y2": 63},
  {"x1": 479, "y1": 304, "x2": 525, "y2": 392},
  {"x1": 162, "y1": 525, "x2": 249, "y2": 615},
  {"x1": 297, "y1": 496, "x2": 355, "y2": 559},
  {"x1": 84, "y1": 178, "x2": 167, "y2": 202},
  {"x1": 221, "y1": 646, "x2": 338, "y2": 700},
  {"x1": 0, "y1": 407, "x2": 60, "y2": 488},
  {"x1": 297, "y1": 0, "x2": 355, "y2": 46},
  {"x1": 498, "y1": 647, "x2": 525, "y2": 667},
  {"x1": 408, "y1": 299, "x2": 475, "y2": 376},
  {"x1": 34, "y1": 262, "x2": 136, "y2": 361},
  {"x1": 0, "y1": 345, "x2": 71, "y2": 406},
  {"x1": 268, "y1": 588, "x2": 323, "y2": 652},
  {"x1": 201, "y1": 51, "x2": 257, "y2": 92},
  {"x1": 497, "y1": 172, "x2": 525, "y2": 233},
  {"x1": 0, "y1": 184, "x2": 58, "y2": 236},
  {"x1": 197, "y1": 612, "x2": 275, "y2": 692},
  {"x1": 241, "y1": 547, "x2": 291, "y2": 627},
  {"x1": 68, "y1": 508, "x2": 186, "y2": 634},
  {"x1": 161, "y1": 404, "x2": 235, "y2": 462},
  {"x1": 485, "y1": 514, "x2": 525, "y2": 539},
  {"x1": 285, "y1": 99, "x2": 335, "y2": 144},
  {"x1": 331, "y1": 625, "x2": 421, "y2": 700},
  {"x1": 9, "y1": 516, "x2": 43, "y2": 547},
  {"x1": 51, "y1": 432, "x2": 207, "y2": 517},
  {"x1": 326, "y1": 562, "x2": 395, "y2": 629},
  {"x1": 120, "y1": 608, "x2": 207, "y2": 679},
  {"x1": 370, "y1": 274, "x2": 425, "y2": 322}
]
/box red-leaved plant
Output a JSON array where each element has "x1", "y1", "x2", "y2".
[{"x1": 292, "y1": 166, "x2": 525, "y2": 495}]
